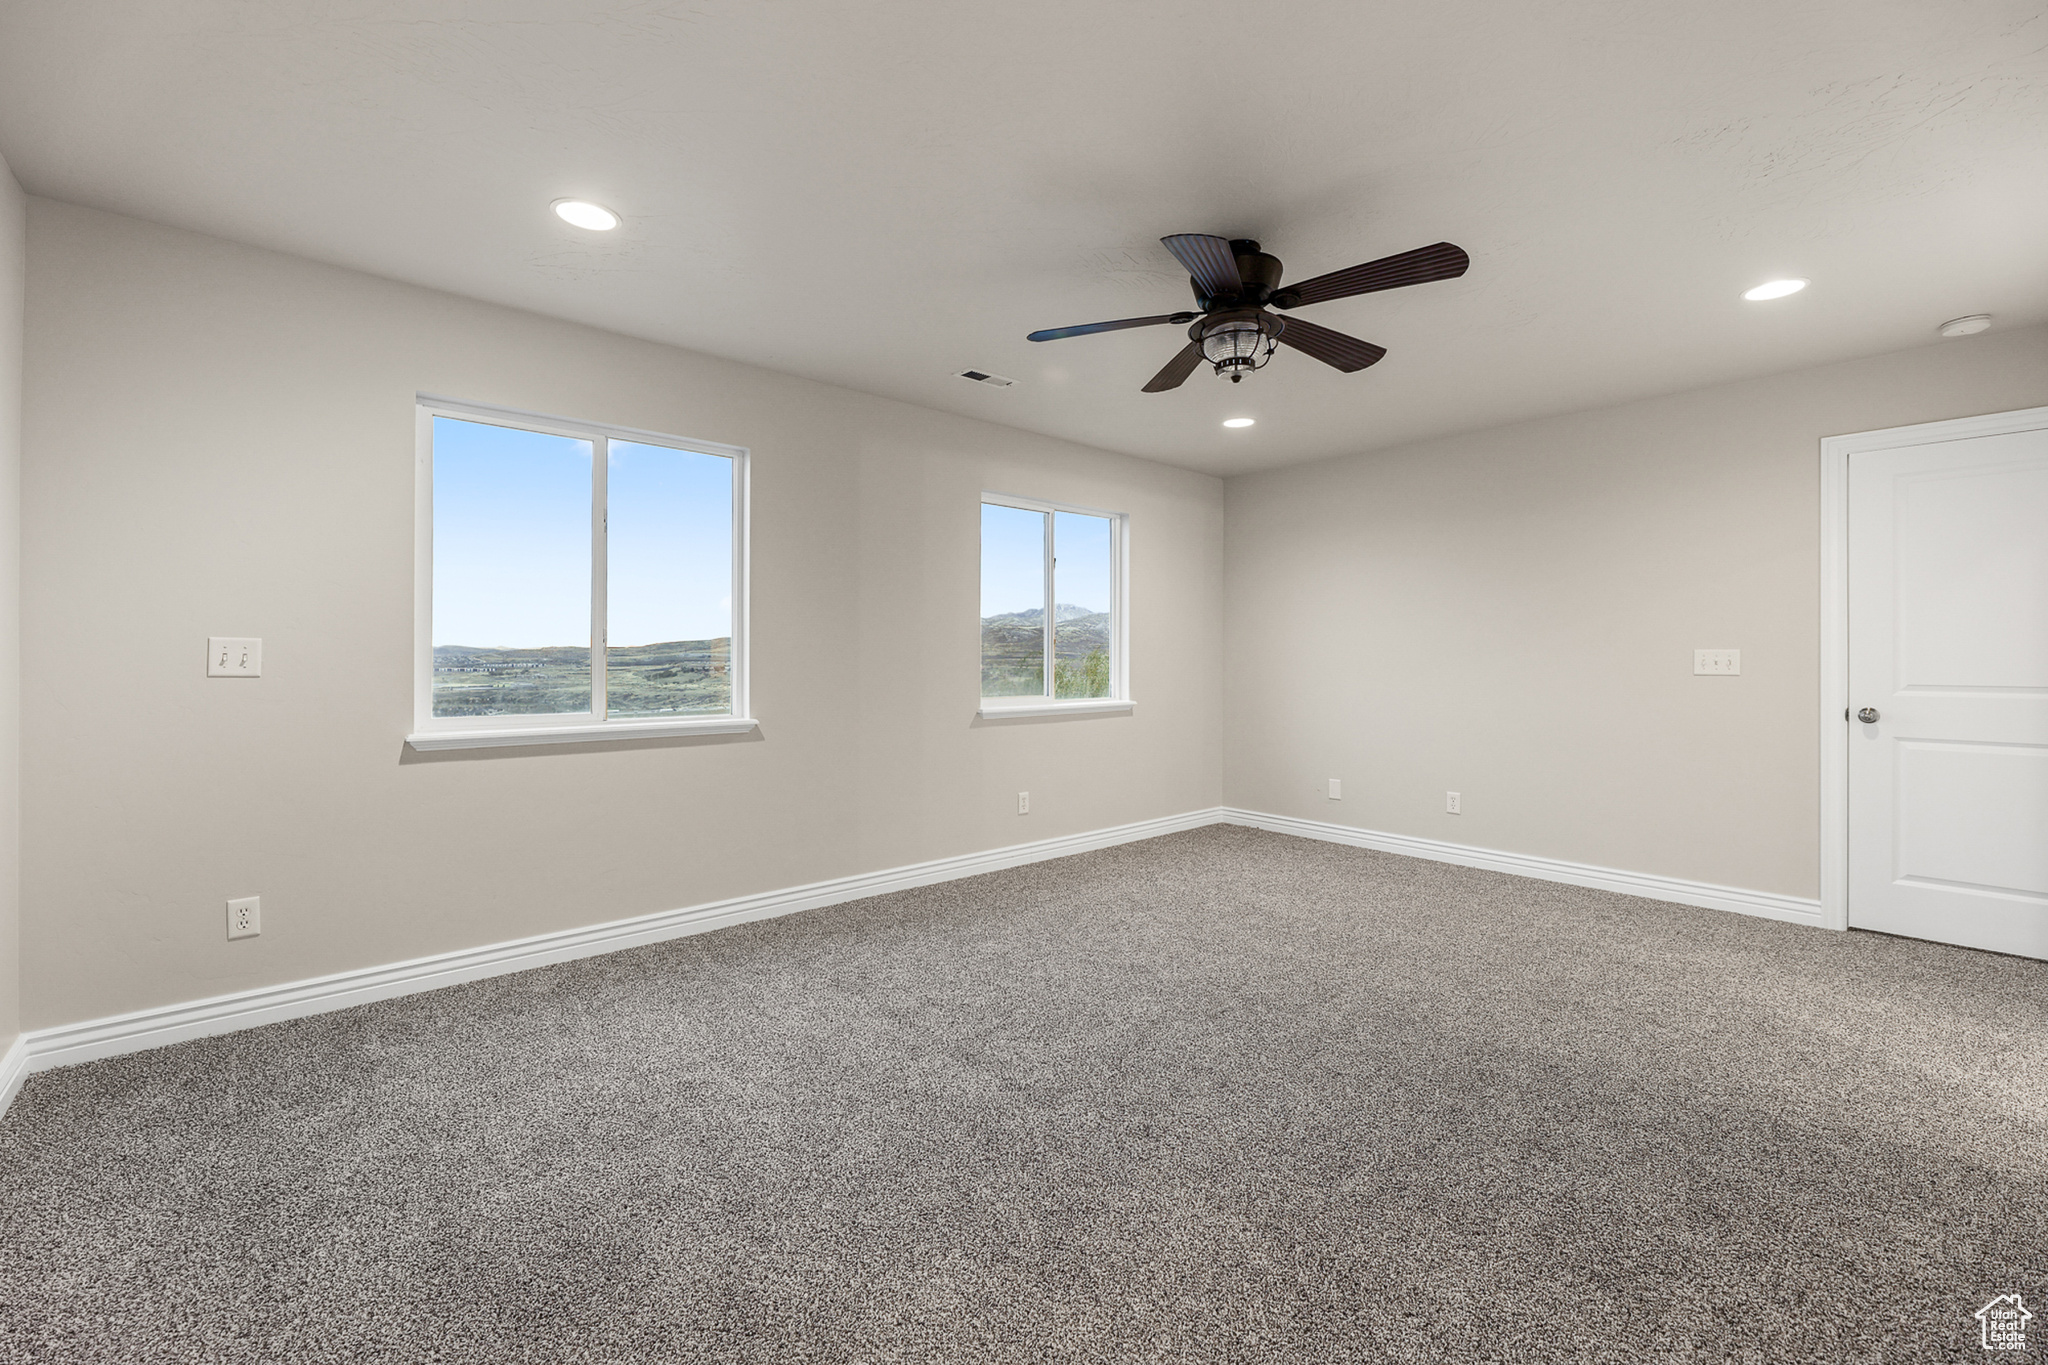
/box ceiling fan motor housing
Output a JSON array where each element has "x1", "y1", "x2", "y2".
[
  {"x1": 1183, "y1": 242, "x2": 1289, "y2": 380},
  {"x1": 1190, "y1": 241, "x2": 1286, "y2": 308}
]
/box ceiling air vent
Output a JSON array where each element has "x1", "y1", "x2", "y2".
[{"x1": 957, "y1": 370, "x2": 1016, "y2": 387}]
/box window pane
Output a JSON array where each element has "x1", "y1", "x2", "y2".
[
  {"x1": 607, "y1": 441, "x2": 734, "y2": 716},
  {"x1": 1054, "y1": 511, "x2": 1113, "y2": 699},
  {"x1": 981, "y1": 503, "x2": 1047, "y2": 697},
  {"x1": 432, "y1": 417, "x2": 592, "y2": 717}
]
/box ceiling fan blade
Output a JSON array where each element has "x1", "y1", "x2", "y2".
[
  {"x1": 1279, "y1": 242, "x2": 1469, "y2": 308},
  {"x1": 1275, "y1": 315, "x2": 1387, "y2": 372},
  {"x1": 1027, "y1": 313, "x2": 1191, "y2": 343},
  {"x1": 1160, "y1": 234, "x2": 1244, "y2": 299},
  {"x1": 1141, "y1": 341, "x2": 1205, "y2": 393}
]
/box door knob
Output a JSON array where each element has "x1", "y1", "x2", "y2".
[{"x1": 1857, "y1": 707, "x2": 1879, "y2": 723}]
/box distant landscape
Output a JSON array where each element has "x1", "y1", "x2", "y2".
[
  {"x1": 982, "y1": 605, "x2": 1111, "y2": 698},
  {"x1": 433, "y1": 638, "x2": 731, "y2": 717},
  {"x1": 435, "y1": 610, "x2": 1104, "y2": 715}
]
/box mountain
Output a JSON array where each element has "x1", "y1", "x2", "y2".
[
  {"x1": 980, "y1": 608, "x2": 1110, "y2": 697},
  {"x1": 981, "y1": 603, "x2": 1102, "y2": 626}
]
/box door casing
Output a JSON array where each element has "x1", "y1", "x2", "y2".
[{"x1": 1818, "y1": 404, "x2": 2048, "y2": 933}]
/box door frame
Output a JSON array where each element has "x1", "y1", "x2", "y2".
[{"x1": 1818, "y1": 403, "x2": 2048, "y2": 932}]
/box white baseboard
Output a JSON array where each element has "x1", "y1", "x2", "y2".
[
  {"x1": 0, "y1": 1035, "x2": 27, "y2": 1118},
  {"x1": 1, "y1": 802, "x2": 1825, "y2": 1125},
  {"x1": 1220, "y1": 808, "x2": 1824, "y2": 926},
  {"x1": 14, "y1": 807, "x2": 1224, "y2": 1084}
]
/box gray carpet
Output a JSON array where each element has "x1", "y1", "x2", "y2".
[{"x1": 2, "y1": 826, "x2": 2043, "y2": 1364}]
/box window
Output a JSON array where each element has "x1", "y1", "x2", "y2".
[
  {"x1": 979, "y1": 494, "x2": 1129, "y2": 717},
  {"x1": 411, "y1": 397, "x2": 751, "y2": 748}
]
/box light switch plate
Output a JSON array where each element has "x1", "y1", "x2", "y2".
[
  {"x1": 209, "y1": 637, "x2": 262, "y2": 677},
  {"x1": 1694, "y1": 648, "x2": 1740, "y2": 676}
]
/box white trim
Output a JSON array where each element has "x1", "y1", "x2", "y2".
[
  {"x1": 15, "y1": 808, "x2": 1222, "y2": 1077},
  {"x1": 1218, "y1": 808, "x2": 1824, "y2": 926},
  {"x1": 416, "y1": 394, "x2": 750, "y2": 459},
  {"x1": 1817, "y1": 404, "x2": 2048, "y2": 934},
  {"x1": 1043, "y1": 499, "x2": 1056, "y2": 692},
  {"x1": 976, "y1": 699, "x2": 1134, "y2": 719},
  {"x1": 732, "y1": 440, "x2": 753, "y2": 725},
  {"x1": 415, "y1": 395, "x2": 751, "y2": 742},
  {"x1": 979, "y1": 490, "x2": 1125, "y2": 520},
  {"x1": 590, "y1": 412, "x2": 609, "y2": 713},
  {"x1": 1819, "y1": 424, "x2": 1850, "y2": 932},
  {"x1": 980, "y1": 491, "x2": 1129, "y2": 708},
  {"x1": 0, "y1": 1036, "x2": 27, "y2": 1118},
  {"x1": 406, "y1": 716, "x2": 759, "y2": 750},
  {"x1": 0, "y1": 806, "x2": 1842, "y2": 1113}
]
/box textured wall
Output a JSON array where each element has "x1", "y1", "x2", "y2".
[
  {"x1": 1223, "y1": 324, "x2": 2048, "y2": 898},
  {"x1": 20, "y1": 200, "x2": 1223, "y2": 1030}
]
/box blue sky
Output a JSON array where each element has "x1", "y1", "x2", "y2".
[
  {"x1": 1056, "y1": 512, "x2": 1113, "y2": 618},
  {"x1": 981, "y1": 503, "x2": 1111, "y2": 619},
  {"x1": 607, "y1": 439, "x2": 733, "y2": 645},
  {"x1": 433, "y1": 417, "x2": 732, "y2": 649}
]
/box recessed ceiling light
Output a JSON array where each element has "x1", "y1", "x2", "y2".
[
  {"x1": 1938, "y1": 314, "x2": 1991, "y2": 337},
  {"x1": 1742, "y1": 278, "x2": 1807, "y2": 302},
  {"x1": 552, "y1": 199, "x2": 620, "y2": 231},
  {"x1": 1222, "y1": 417, "x2": 1256, "y2": 428}
]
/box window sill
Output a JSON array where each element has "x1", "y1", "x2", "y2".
[
  {"x1": 976, "y1": 698, "x2": 1134, "y2": 720},
  {"x1": 407, "y1": 717, "x2": 758, "y2": 750}
]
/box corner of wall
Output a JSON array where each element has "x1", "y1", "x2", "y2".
[
  {"x1": 0, "y1": 152, "x2": 24, "y2": 1110},
  {"x1": 11, "y1": 201, "x2": 1228, "y2": 1043}
]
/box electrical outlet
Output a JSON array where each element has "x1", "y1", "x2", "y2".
[
  {"x1": 208, "y1": 637, "x2": 262, "y2": 677},
  {"x1": 226, "y1": 896, "x2": 260, "y2": 940},
  {"x1": 1018, "y1": 791, "x2": 1029, "y2": 815},
  {"x1": 1445, "y1": 791, "x2": 1462, "y2": 815},
  {"x1": 1327, "y1": 778, "x2": 1342, "y2": 800},
  {"x1": 1693, "y1": 649, "x2": 1740, "y2": 676}
]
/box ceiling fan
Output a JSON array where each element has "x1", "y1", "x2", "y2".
[{"x1": 1027, "y1": 234, "x2": 1469, "y2": 391}]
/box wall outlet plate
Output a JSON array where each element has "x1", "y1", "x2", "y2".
[
  {"x1": 1327, "y1": 778, "x2": 1342, "y2": 800},
  {"x1": 1694, "y1": 648, "x2": 1740, "y2": 675},
  {"x1": 1445, "y1": 791, "x2": 1462, "y2": 814},
  {"x1": 1018, "y1": 791, "x2": 1029, "y2": 815},
  {"x1": 209, "y1": 638, "x2": 263, "y2": 677},
  {"x1": 226, "y1": 896, "x2": 260, "y2": 939}
]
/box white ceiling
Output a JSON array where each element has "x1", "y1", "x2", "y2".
[{"x1": 2, "y1": 1, "x2": 2043, "y2": 476}]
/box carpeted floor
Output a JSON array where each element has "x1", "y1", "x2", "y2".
[{"x1": 2, "y1": 826, "x2": 2043, "y2": 1364}]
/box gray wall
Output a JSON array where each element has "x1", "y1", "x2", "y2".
[
  {"x1": 0, "y1": 157, "x2": 20, "y2": 1058},
  {"x1": 1223, "y1": 324, "x2": 2048, "y2": 899},
  {"x1": 19, "y1": 192, "x2": 2047, "y2": 1037},
  {"x1": 20, "y1": 200, "x2": 1223, "y2": 1031}
]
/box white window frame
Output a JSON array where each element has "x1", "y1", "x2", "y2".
[
  {"x1": 977, "y1": 492, "x2": 1132, "y2": 719},
  {"x1": 410, "y1": 395, "x2": 754, "y2": 750}
]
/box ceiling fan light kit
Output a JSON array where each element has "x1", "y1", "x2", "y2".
[
  {"x1": 1198, "y1": 313, "x2": 1282, "y2": 382},
  {"x1": 1028, "y1": 234, "x2": 1469, "y2": 392}
]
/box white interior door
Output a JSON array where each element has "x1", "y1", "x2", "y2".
[{"x1": 1847, "y1": 426, "x2": 2048, "y2": 958}]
